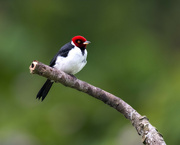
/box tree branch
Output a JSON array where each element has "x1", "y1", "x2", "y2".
[{"x1": 29, "y1": 60, "x2": 166, "y2": 145}]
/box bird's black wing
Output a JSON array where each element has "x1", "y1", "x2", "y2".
[{"x1": 49, "y1": 42, "x2": 74, "y2": 67}]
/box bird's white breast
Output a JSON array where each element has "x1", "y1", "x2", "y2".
[{"x1": 53, "y1": 46, "x2": 87, "y2": 75}]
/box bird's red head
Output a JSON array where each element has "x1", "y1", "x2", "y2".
[{"x1": 72, "y1": 36, "x2": 90, "y2": 48}]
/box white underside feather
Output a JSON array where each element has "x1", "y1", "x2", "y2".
[{"x1": 53, "y1": 45, "x2": 87, "y2": 75}]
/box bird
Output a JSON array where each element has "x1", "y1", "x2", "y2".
[{"x1": 36, "y1": 35, "x2": 90, "y2": 101}]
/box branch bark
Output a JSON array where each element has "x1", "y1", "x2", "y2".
[{"x1": 29, "y1": 60, "x2": 166, "y2": 145}]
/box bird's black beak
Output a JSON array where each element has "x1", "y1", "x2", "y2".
[{"x1": 83, "y1": 41, "x2": 91, "y2": 45}]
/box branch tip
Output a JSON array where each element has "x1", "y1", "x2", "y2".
[{"x1": 29, "y1": 60, "x2": 38, "y2": 74}]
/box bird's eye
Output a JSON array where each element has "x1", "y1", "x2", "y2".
[{"x1": 76, "y1": 40, "x2": 82, "y2": 44}]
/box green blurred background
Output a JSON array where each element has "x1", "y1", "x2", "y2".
[{"x1": 0, "y1": 0, "x2": 180, "y2": 145}]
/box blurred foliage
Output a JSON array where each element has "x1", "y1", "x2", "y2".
[{"x1": 0, "y1": 0, "x2": 180, "y2": 145}]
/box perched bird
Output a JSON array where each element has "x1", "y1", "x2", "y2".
[{"x1": 36, "y1": 36, "x2": 90, "y2": 101}]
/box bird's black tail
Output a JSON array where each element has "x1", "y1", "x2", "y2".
[{"x1": 36, "y1": 79, "x2": 54, "y2": 101}]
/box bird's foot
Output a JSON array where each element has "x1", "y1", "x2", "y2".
[{"x1": 69, "y1": 74, "x2": 77, "y2": 79}]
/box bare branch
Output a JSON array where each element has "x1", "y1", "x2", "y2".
[{"x1": 29, "y1": 60, "x2": 166, "y2": 145}]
